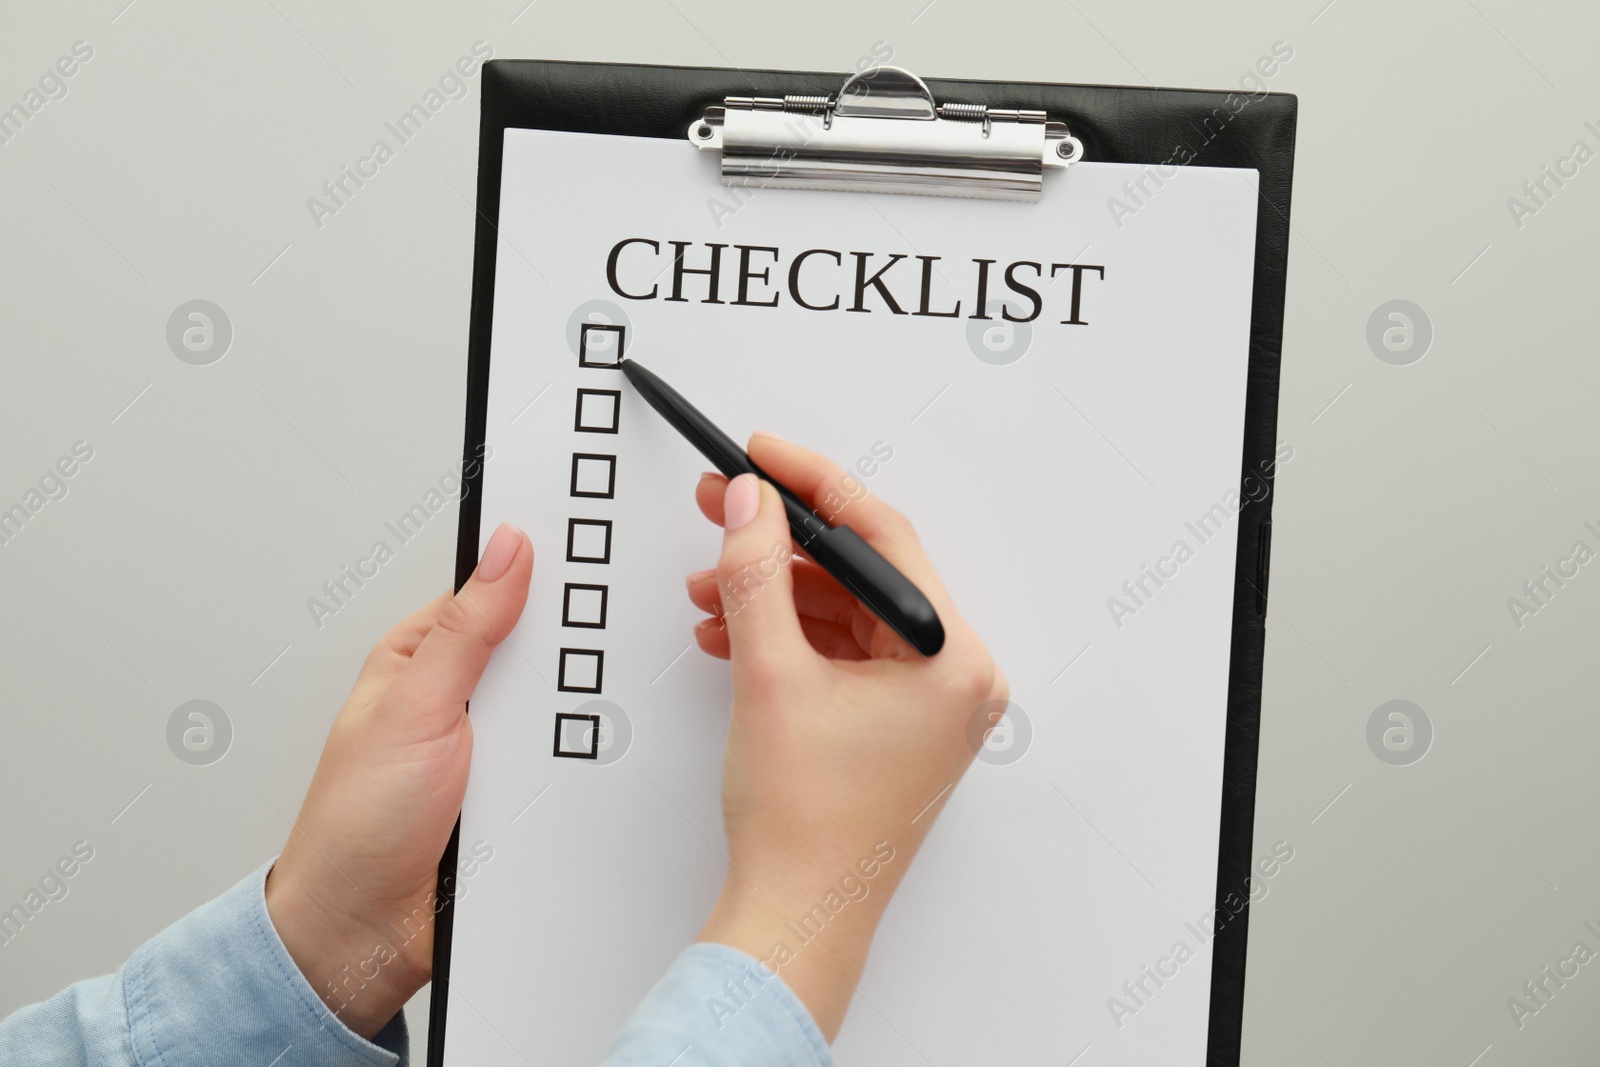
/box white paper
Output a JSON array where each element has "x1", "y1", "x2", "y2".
[{"x1": 443, "y1": 127, "x2": 1260, "y2": 1065}]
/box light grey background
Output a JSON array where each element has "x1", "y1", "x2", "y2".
[{"x1": 0, "y1": 1, "x2": 1593, "y2": 1064}]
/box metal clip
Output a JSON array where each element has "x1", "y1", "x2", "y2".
[{"x1": 687, "y1": 66, "x2": 1082, "y2": 202}]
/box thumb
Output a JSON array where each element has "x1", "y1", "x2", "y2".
[
  {"x1": 717, "y1": 474, "x2": 809, "y2": 674},
  {"x1": 386, "y1": 522, "x2": 533, "y2": 722}
]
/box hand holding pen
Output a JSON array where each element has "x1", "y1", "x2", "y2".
[{"x1": 684, "y1": 434, "x2": 1008, "y2": 1041}]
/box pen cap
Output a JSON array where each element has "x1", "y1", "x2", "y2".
[{"x1": 806, "y1": 524, "x2": 945, "y2": 656}]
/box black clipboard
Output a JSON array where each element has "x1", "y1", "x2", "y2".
[{"x1": 434, "y1": 58, "x2": 1296, "y2": 1067}]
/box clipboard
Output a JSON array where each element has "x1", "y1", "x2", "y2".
[{"x1": 434, "y1": 58, "x2": 1296, "y2": 1066}]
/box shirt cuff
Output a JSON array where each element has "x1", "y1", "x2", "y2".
[
  {"x1": 122, "y1": 858, "x2": 409, "y2": 1067},
  {"x1": 602, "y1": 943, "x2": 832, "y2": 1067}
]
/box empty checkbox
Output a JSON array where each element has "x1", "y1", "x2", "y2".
[
  {"x1": 557, "y1": 648, "x2": 605, "y2": 693},
  {"x1": 562, "y1": 583, "x2": 608, "y2": 628},
  {"x1": 579, "y1": 323, "x2": 625, "y2": 368},
  {"x1": 575, "y1": 389, "x2": 621, "y2": 434},
  {"x1": 566, "y1": 519, "x2": 613, "y2": 564},
  {"x1": 570, "y1": 453, "x2": 617, "y2": 499},
  {"x1": 552, "y1": 712, "x2": 600, "y2": 759}
]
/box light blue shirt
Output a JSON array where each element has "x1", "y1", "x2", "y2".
[{"x1": 0, "y1": 860, "x2": 832, "y2": 1067}]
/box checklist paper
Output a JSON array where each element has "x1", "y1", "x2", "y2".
[{"x1": 445, "y1": 128, "x2": 1260, "y2": 1065}]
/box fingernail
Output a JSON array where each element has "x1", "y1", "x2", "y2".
[
  {"x1": 751, "y1": 430, "x2": 789, "y2": 445},
  {"x1": 723, "y1": 474, "x2": 760, "y2": 531},
  {"x1": 477, "y1": 523, "x2": 521, "y2": 582},
  {"x1": 699, "y1": 471, "x2": 722, "y2": 482},
  {"x1": 686, "y1": 568, "x2": 715, "y2": 587}
]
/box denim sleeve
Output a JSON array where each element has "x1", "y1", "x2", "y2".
[
  {"x1": 600, "y1": 943, "x2": 833, "y2": 1067},
  {"x1": 0, "y1": 859, "x2": 407, "y2": 1067},
  {"x1": 0, "y1": 861, "x2": 829, "y2": 1067}
]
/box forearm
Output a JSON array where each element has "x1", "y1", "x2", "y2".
[{"x1": 698, "y1": 881, "x2": 881, "y2": 1042}]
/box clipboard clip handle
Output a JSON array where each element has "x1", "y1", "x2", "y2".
[{"x1": 688, "y1": 66, "x2": 1083, "y2": 203}]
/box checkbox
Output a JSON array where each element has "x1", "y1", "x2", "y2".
[
  {"x1": 579, "y1": 323, "x2": 625, "y2": 368},
  {"x1": 552, "y1": 712, "x2": 600, "y2": 759},
  {"x1": 566, "y1": 518, "x2": 613, "y2": 564},
  {"x1": 570, "y1": 453, "x2": 617, "y2": 499},
  {"x1": 557, "y1": 648, "x2": 604, "y2": 693},
  {"x1": 575, "y1": 389, "x2": 621, "y2": 434},
  {"x1": 562, "y1": 583, "x2": 609, "y2": 628}
]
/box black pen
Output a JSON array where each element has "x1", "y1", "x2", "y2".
[{"x1": 618, "y1": 358, "x2": 946, "y2": 657}]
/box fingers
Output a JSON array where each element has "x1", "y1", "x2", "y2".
[
  {"x1": 690, "y1": 561, "x2": 869, "y2": 661},
  {"x1": 695, "y1": 471, "x2": 729, "y2": 525},
  {"x1": 688, "y1": 559, "x2": 861, "y2": 629},
  {"x1": 715, "y1": 475, "x2": 812, "y2": 677},
  {"x1": 746, "y1": 433, "x2": 956, "y2": 619},
  {"x1": 383, "y1": 522, "x2": 534, "y2": 733},
  {"x1": 695, "y1": 436, "x2": 966, "y2": 662},
  {"x1": 699, "y1": 469, "x2": 821, "y2": 569},
  {"x1": 747, "y1": 433, "x2": 893, "y2": 538},
  {"x1": 694, "y1": 614, "x2": 868, "y2": 661}
]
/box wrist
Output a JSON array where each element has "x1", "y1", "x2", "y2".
[
  {"x1": 697, "y1": 855, "x2": 897, "y2": 1041},
  {"x1": 264, "y1": 859, "x2": 426, "y2": 1040}
]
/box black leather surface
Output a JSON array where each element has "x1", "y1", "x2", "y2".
[{"x1": 439, "y1": 59, "x2": 1297, "y2": 1067}]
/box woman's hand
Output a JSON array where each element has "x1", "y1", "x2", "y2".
[
  {"x1": 264, "y1": 523, "x2": 533, "y2": 1039},
  {"x1": 687, "y1": 434, "x2": 1007, "y2": 1040}
]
